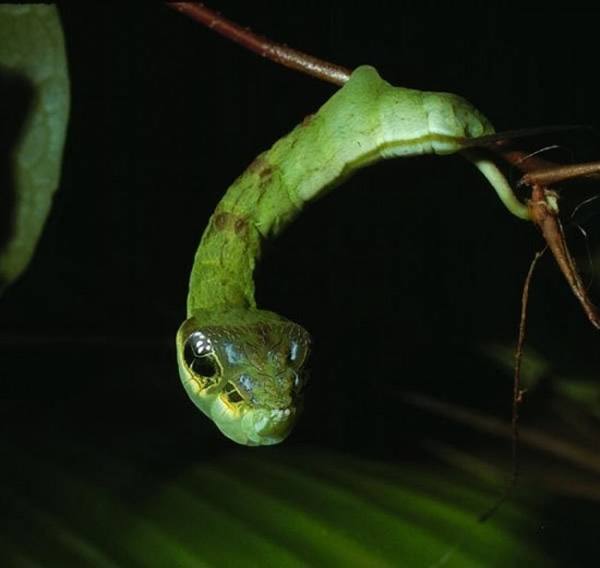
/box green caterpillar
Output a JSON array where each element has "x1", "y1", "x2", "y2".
[{"x1": 176, "y1": 66, "x2": 528, "y2": 446}]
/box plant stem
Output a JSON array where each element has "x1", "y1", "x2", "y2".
[{"x1": 168, "y1": 2, "x2": 352, "y2": 85}]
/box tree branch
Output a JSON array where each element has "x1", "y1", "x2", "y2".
[{"x1": 168, "y1": 2, "x2": 352, "y2": 85}]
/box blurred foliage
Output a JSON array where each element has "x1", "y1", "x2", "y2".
[
  {"x1": 0, "y1": 436, "x2": 553, "y2": 567},
  {"x1": 554, "y1": 379, "x2": 600, "y2": 419},
  {"x1": 0, "y1": 5, "x2": 70, "y2": 291},
  {"x1": 486, "y1": 342, "x2": 600, "y2": 419}
]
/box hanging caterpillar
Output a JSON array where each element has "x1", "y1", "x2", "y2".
[{"x1": 175, "y1": 65, "x2": 529, "y2": 445}]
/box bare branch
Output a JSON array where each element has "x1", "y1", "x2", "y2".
[
  {"x1": 168, "y1": 2, "x2": 352, "y2": 85},
  {"x1": 476, "y1": 250, "x2": 544, "y2": 522},
  {"x1": 520, "y1": 161, "x2": 600, "y2": 187}
]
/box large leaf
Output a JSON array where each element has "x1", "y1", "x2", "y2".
[
  {"x1": 0, "y1": 5, "x2": 70, "y2": 291},
  {"x1": 0, "y1": 438, "x2": 552, "y2": 567}
]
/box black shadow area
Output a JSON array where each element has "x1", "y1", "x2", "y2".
[{"x1": 0, "y1": 68, "x2": 34, "y2": 288}]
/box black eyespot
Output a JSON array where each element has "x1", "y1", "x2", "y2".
[
  {"x1": 224, "y1": 382, "x2": 244, "y2": 404},
  {"x1": 183, "y1": 334, "x2": 219, "y2": 382},
  {"x1": 191, "y1": 356, "x2": 217, "y2": 378},
  {"x1": 184, "y1": 343, "x2": 216, "y2": 376},
  {"x1": 183, "y1": 341, "x2": 195, "y2": 367}
]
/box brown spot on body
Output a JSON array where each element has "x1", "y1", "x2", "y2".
[
  {"x1": 213, "y1": 212, "x2": 230, "y2": 231},
  {"x1": 234, "y1": 217, "x2": 248, "y2": 236},
  {"x1": 247, "y1": 153, "x2": 276, "y2": 185},
  {"x1": 247, "y1": 154, "x2": 267, "y2": 174},
  {"x1": 301, "y1": 113, "x2": 314, "y2": 127},
  {"x1": 211, "y1": 210, "x2": 250, "y2": 239},
  {"x1": 259, "y1": 165, "x2": 274, "y2": 182}
]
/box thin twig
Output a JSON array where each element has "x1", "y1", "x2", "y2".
[
  {"x1": 477, "y1": 249, "x2": 544, "y2": 522},
  {"x1": 168, "y1": 2, "x2": 352, "y2": 85},
  {"x1": 520, "y1": 161, "x2": 600, "y2": 187},
  {"x1": 512, "y1": 251, "x2": 545, "y2": 478}
]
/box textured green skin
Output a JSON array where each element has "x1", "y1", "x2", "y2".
[{"x1": 176, "y1": 66, "x2": 503, "y2": 445}]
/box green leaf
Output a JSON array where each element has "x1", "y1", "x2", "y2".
[
  {"x1": 554, "y1": 378, "x2": 600, "y2": 418},
  {"x1": 0, "y1": 5, "x2": 70, "y2": 291},
  {"x1": 0, "y1": 440, "x2": 553, "y2": 567}
]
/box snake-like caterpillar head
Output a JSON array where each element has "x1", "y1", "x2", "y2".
[{"x1": 176, "y1": 309, "x2": 311, "y2": 446}]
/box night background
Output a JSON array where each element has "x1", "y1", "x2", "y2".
[{"x1": 1, "y1": 3, "x2": 599, "y2": 566}]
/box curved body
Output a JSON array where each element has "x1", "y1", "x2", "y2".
[{"x1": 176, "y1": 66, "x2": 520, "y2": 445}]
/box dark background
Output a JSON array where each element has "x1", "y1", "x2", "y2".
[{"x1": 1, "y1": 2, "x2": 599, "y2": 562}]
